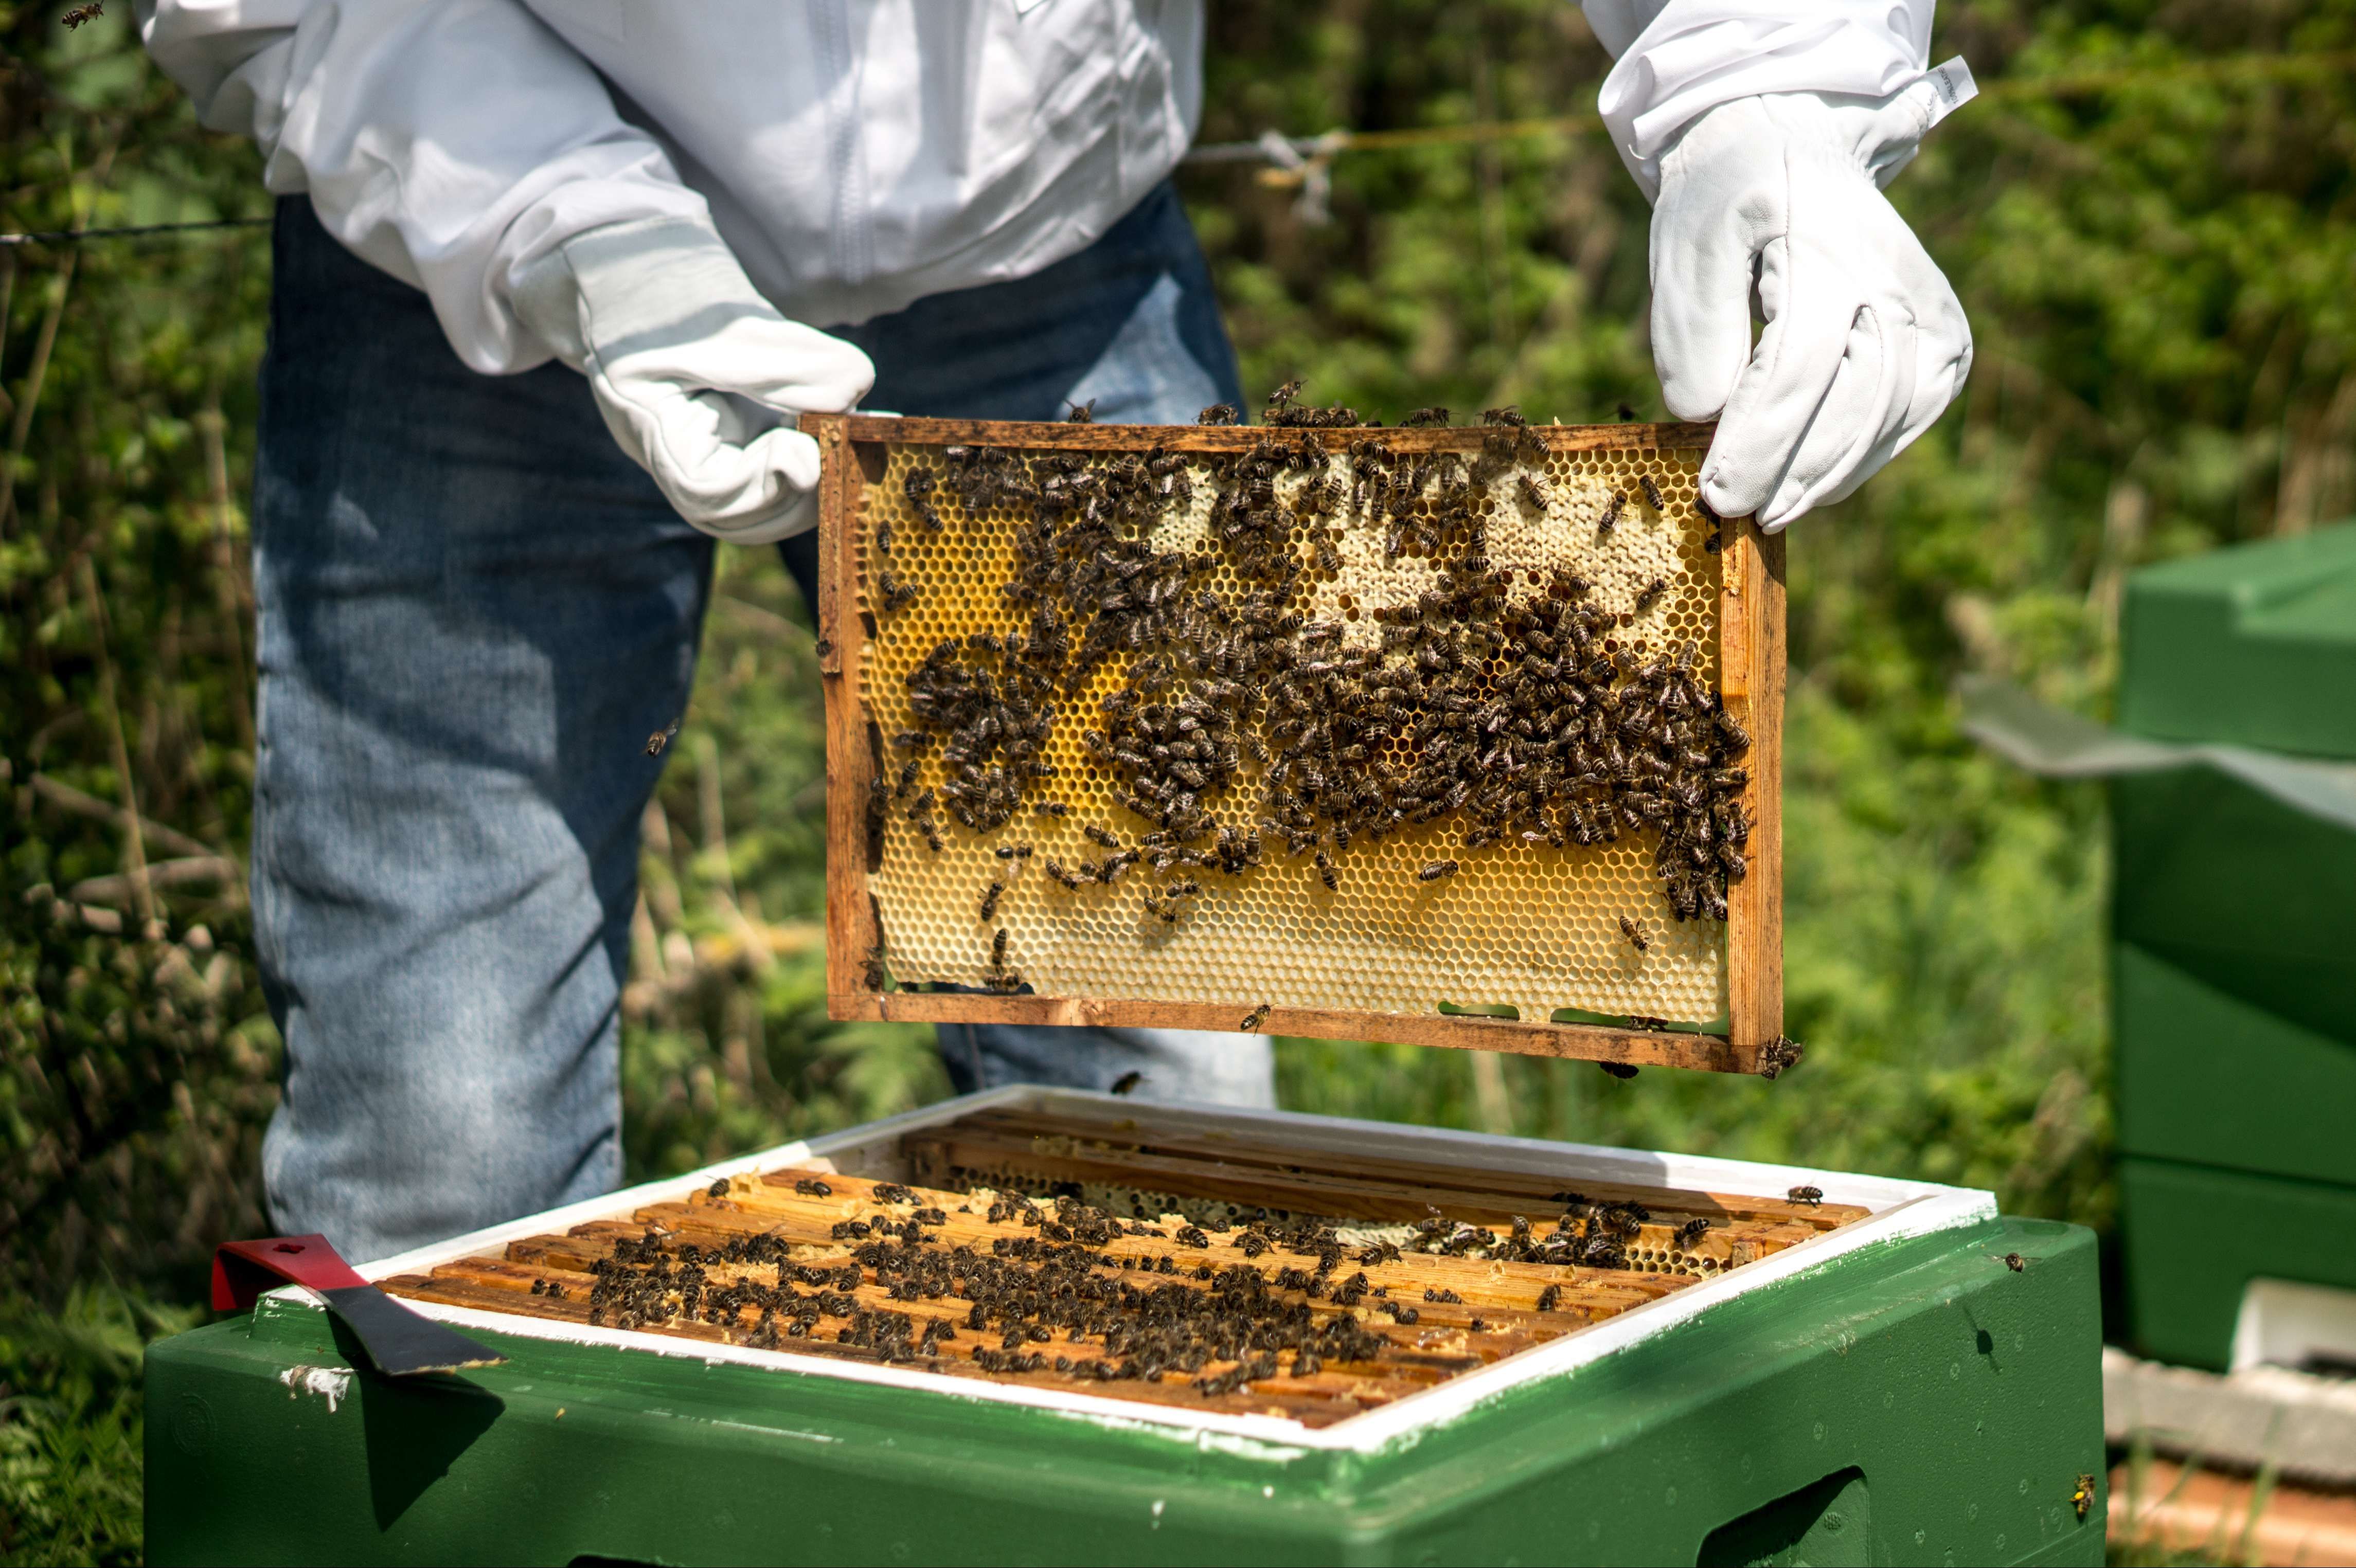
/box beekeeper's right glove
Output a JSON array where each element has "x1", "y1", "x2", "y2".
[
  {"x1": 512, "y1": 215, "x2": 874, "y2": 545},
  {"x1": 1650, "y1": 74, "x2": 1974, "y2": 531}
]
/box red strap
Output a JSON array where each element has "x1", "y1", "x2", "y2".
[{"x1": 211, "y1": 1234, "x2": 371, "y2": 1311}]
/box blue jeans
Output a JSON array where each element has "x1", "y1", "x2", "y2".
[{"x1": 253, "y1": 186, "x2": 1271, "y2": 1264}]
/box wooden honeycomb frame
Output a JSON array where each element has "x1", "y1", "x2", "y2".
[{"x1": 810, "y1": 413, "x2": 1784, "y2": 1075}]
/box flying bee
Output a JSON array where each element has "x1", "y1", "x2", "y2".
[
  {"x1": 1618, "y1": 914, "x2": 1648, "y2": 951},
  {"x1": 1417, "y1": 859, "x2": 1459, "y2": 882},
  {"x1": 1197, "y1": 404, "x2": 1239, "y2": 426},
  {"x1": 978, "y1": 880, "x2": 1005, "y2": 921},
  {"x1": 645, "y1": 718, "x2": 681, "y2": 757},
  {"x1": 1787, "y1": 1185, "x2": 1825, "y2": 1207},
  {"x1": 1240, "y1": 1002, "x2": 1272, "y2": 1031},
  {"x1": 1110, "y1": 1070, "x2": 1145, "y2": 1096},
  {"x1": 1598, "y1": 491, "x2": 1625, "y2": 533},
  {"x1": 1639, "y1": 474, "x2": 1667, "y2": 511},
  {"x1": 62, "y1": 2, "x2": 104, "y2": 26},
  {"x1": 1598, "y1": 1061, "x2": 1639, "y2": 1080},
  {"x1": 1065, "y1": 398, "x2": 1097, "y2": 423}
]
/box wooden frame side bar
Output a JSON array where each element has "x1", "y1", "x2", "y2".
[
  {"x1": 1720, "y1": 517, "x2": 1786, "y2": 1054},
  {"x1": 816, "y1": 417, "x2": 883, "y2": 1012}
]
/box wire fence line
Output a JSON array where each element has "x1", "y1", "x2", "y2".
[{"x1": 1, "y1": 50, "x2": 2350, "y2": 248}]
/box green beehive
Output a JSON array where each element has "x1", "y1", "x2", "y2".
[
  {"x1": 2114, "y1": 522, "x2": 2356, "y2": 1371},
  {"x1": 146, "y1": 1091, "x2": 2105, "y2": 1565}
]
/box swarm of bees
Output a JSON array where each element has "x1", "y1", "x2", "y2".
[{"x1": 867, "y1": 385, "x2": 1753, "y2": 1023}]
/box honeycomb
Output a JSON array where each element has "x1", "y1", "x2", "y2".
[{"x1": 853, "y1": 428, "x2": 1729, "y2": 1026}]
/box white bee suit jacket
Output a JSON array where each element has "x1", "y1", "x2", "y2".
[{"x1": 138, "y1": 0, "x2": 1944, "y2": 374}]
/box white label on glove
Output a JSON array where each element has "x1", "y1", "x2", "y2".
[{"x1": 1920, "y1": 58, "x2": 1978, "y2": 127}]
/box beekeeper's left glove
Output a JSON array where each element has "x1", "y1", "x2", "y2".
[
  {"x1": 1650, "y1": 74, "x2": 1973, "y2": 531},
  {"x1": 512, "y1": 214, "x2": 874, "y2": 545}
]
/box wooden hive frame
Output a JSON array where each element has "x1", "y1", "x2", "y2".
[{"x1": 808, "y1": 413, "x2": 1784, "y2": 1075}]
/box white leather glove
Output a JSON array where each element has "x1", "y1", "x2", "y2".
[
  {"x1": 511, "y1": 215, "x2": 874, "y2": 545},
  {"x1": 1651, "y1": 71, "x2": 1974, "y2": 531}
]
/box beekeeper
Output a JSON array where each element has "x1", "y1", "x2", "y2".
[{"x1": 140, "y1": 0, "x2": 1973, "y2": 1261}]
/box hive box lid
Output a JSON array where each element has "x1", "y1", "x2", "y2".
[{"x1": 2121, "y1": 522, "x2": 2356, "y2": 760}]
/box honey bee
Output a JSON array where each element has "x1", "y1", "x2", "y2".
[
  {"x1": 793, "y1": 1177, "x2": 833, "y2": 1197},
  {"x1": 1240, "y1": 1002, "x2": 1272, "y2": 1031},
  {"x1": 1625, "y1": 1014, "x2": 1669, "y2": 1031},
  {"x1": 878, "y1": 570, "x2": 918, "y2": 612},
  {"x1": 1065, "y1": 398, "x2": 1097, "y2": 423},
  {"x1": 1110, "y1": 1070, "x2": 1145, "y2": 1096},
  {"x1": 990, "y1": 927, "x2": 1009, "y2": 969},
  {"x1": 1756, "y1": 1036, "x2": 1803, "y2": 1079},
  {"x1": 1314, "y1": 851, "x2": 1339, "y2": 891},
  {"x1": 978, "y1": 880, "x2": 1004, "y2": 921},
  {"x1": 1266, "y1": 377, "x2": 1306, "y2": 410},
  {"x1": 1598, "y1": 491, "x2": 1625, "y2": 533},
  {"x1": 1535, "y1": 1284, "x2": 1562, "y2": 1312},
  {"x1": 1417, "y1": 859, "x2": 1459, "y2": 882},
  {"x1": 1402, "y1": 406, "x2": 1452, "y2": 427},
  {"x1": 1674, "y1": 1217, "x2": 1710, "y2": 1250},
  {"x1": 1197, "y1": 404, "x2": 1239, "y2": 426},
  {"x1": 1480, "y1": 405, "x2": 1527, "y2": 427},
  {"x1": 1518, "y1": 471, "x2": 1552, "y2": 510},
  {"x1": 2073, "y1": 1473, "x2": 2096, "y2": 1522},
  {"x1": 1618, "y1": 914, "x2": 1648, "y2": 951},
  {"x1": 1639, "y1": 474, "x2": 1667, "y2": 512},
  {"x1": 1787, "y1": 1185, "x2": 1824, "y2": 1207},
  {"x1": 1635, "y1": 577, "x2": 1668, "y2": 610}
]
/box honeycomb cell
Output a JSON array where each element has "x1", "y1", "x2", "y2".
[{"x1": 854, "y1": 431, "x2": 1731, "y2": 1025}]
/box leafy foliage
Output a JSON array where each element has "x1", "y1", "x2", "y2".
[{"x1": 7, "y1": 0, "x2": 2351, "y2": 1560}]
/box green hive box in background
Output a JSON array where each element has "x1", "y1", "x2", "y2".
[
  {"x1": 2113, "y1": 521, "x2": 2356, "y2": 1371},
  {"x1": 145, "y1": 1095, "x2": 2107, "y2": 1565}
]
